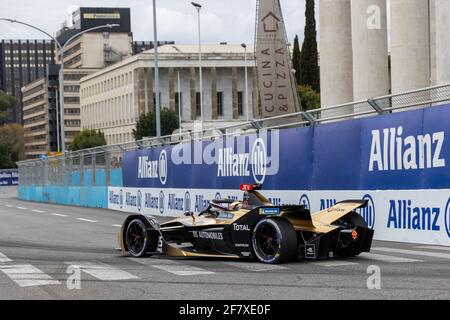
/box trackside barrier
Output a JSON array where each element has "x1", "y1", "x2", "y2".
[
  {"x1": 0, "y1": 169, "x2": 18, "y2": 186},
  {"x1": 16, "y1": 83, "x2": 450, "y2": 246},
  {"x1": 108, "y1": 103, "x2": 450, "y2": 246}
]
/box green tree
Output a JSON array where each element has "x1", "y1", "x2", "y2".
[
  {"x1": 298, "y1": 85, "x2": 320, "y2": 111},
  {"x1": 0, "y1": 123, "x2": 25, "y2": 167},
  {"x1": 132, "y1": 108, "x2": 180, "y2": 141},
  {"x1": 0, "y1": 90, "x2": 18, "y2": 125},
  {"x1": 299, "y1": 0, "x2": 320, "y2": 93},
  {"x1": 0, "y1": 142, "x2": 16, "y2": 169},
  {"x1": 292, "y1": 35, "x2": 301, "y2": 84},
  {"x1": 68, "y1": 129, "x2": 107, "y2": 151}
]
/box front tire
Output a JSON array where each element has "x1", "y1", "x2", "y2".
[
  {"x1": 125, "y1": 218, "x2": 158, "y2": 257},
  {"x1": 251, "y1": 218, "x2": 297, "y2": 264}
]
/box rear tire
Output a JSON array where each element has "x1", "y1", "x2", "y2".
[
  {"x1": 251, "y1": 218, "x2": 297, "y2": 264},
  {"x1": 125, "y1": 218, "x2": 158, "y2": 257}
]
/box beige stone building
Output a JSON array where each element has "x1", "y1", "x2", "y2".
[
  {"x1": 55, "y1": 32, "x2": 132, "y2": 69},
  {"x1": 21, "y1": 68, "x2": 98, "y2": 158},
  {"x1": 22, "y1": 77, "x2": 51, "y2": 158},
  {"x1": 80, "y1": 44, "x2": 258, "y2": 145}
]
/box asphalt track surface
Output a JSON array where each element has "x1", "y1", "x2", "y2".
[{"x1": 0, "y1": 186, "x2": 449, "y2": 300}]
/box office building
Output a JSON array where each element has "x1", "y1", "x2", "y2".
[
  {"x1": 80, "y1": 44, "x2": 258, "y2": 145},
  {"x1": 0, "y1": 39, "x2": 55, "y2": 123}
]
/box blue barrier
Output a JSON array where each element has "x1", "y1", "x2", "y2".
[
  {"x1": 0, "y1": 169, "x2": 18, "y2": 186},
  {"x1": 122, "y1": 103, "x2": 450, "y2": 191}
]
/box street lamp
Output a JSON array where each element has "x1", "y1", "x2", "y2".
[
  {"x1": 177, "y1": 68, "x2": 182, "y2": 139},
  {"x1": 0, "y1": 18, "x2": 119, "y2": 152},
  {"x1": 152, "y1": 0, "x2": 162, "y2": 138},
  {"x1": 241, "y1": 43, "x2": 250, "y2": 122},
  {"x1": 191, "y1": 2, "x2": 203, "y2": 137}
]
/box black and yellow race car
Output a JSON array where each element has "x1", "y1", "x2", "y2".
[{"x1": 119, "y1": 184, "x2": 374, "y2": 264}]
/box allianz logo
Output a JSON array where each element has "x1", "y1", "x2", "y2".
[
  {"x1": 217, "y1": 138, "x2": 268, "y2": 184},
  {"x1": 369, "y1": 127, "x2": 445, "y2": 172},
  {"x1": 387, "y1": 199, "x2": 444, "y2": 233},
  {"x1": 137, "y1": 150, "x2": 168, "y2": 185},
  {"x1": 167, "y1": 192, "x2": 190, "y2": 212}
]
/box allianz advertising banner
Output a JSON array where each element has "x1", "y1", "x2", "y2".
[
  {"x1": 0, "y1": 170, "x2": 18, "y2": 186},
  {"x1": 109, "y1": 104, "x2": 450, "y2": 246}
]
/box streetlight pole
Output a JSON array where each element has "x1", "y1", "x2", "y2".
[
  {"x1": 177, "y1": 68, "x2": 182, "y2": 139},
  {"x1": 191, "y1": 2, "x2": 203, "y2": 137},
  {"x1": 0, "y1": 19, "x2": 118, "y2": 152},
  {"x1": 152, "y1": 0, "x2": 162, "y2": 138},
  {"x1": 241, "y1": 43, "x2": 250, "y2": 122}
]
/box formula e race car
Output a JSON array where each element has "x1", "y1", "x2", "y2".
[{"x1": 119, "y1": 184, "x2": 374, "y2": 264}]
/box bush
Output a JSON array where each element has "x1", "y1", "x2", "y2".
[
  {"x1": 132, "y1": 108, "x2": 179, "y2": 141},
  {"x1": 68, "y1": 129, "x2": 107, "y2": 151}
]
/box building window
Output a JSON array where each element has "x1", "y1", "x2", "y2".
[
  {"x1": 64, "y1": 97, "x2": 80, "y2": 104},
  {"x1": 64, "y1": 85, "x2": 80, "y2": 92},
  {"x1": 237, "y1": 91, "x2": 244, "y2": 116},
  {"x1": 153, "y1": 93, "x2": 161, "y2": 108},
  {"x1": 217, "y1": 92, "x2": 223, "y2": 117},
  {"x1": 196, "y1": 92, "x2": 201, "y2": 118},
  {"x1": 175, "y1": 92, "x2": 183, "y2": 117}
]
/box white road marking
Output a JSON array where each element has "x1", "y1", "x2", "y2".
[
  {"x1": 359, "y1": 252, "x2": 422, "y2": 263},
  {"x1": 65, "y1": 262, "x2": 138, "y2": 281},
  {"x1": 0, "y1": 252, "x2": 12, "y2": 263},
  {"x1": 52, "y1": 213, "x2": 67, "y2": 217},
  {"x1": 372, "y1": 247, "x2": 450, "y2": 260},
  {"x1": 112, "y1": 224, "x2": 122, "y2": 228},
  {"x1": 31, "y1": 209, "x2": 45, "y2": 213},
  {"x1": 16, "y1": 207, "x2": 27, "y2": 210},
  {"x1": 415, "y1": 245, "x2": 450, "y2": 252},
  {"x1": 131, "y1": 258, "x2": 215, "y2": 276},
  {"x1": 310, "y1": 260, "x2": 359, "y2": 267},
  {"x1": 76, "y1": 218, "x2": 97, "y2": 223},
  {"x1": 5, "y1": 205, "x2": 13, "y2": 208},
  {"x1": 222, "y1": 261, "x2": 288, "y2": 272},
  {"x1": 0, "y1": 264, "x2": 60, "y2": 287}
]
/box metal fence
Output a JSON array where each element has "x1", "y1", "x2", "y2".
[{"x1": 17, "y1": 82, "x2": 450, "y2": 187}]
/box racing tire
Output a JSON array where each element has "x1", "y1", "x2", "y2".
[
  {"x1": 251, "y1": 218, "x2": 297, "y2": 264},
  {"x1": 125, "y1": 218, "x2": 158, "y2": 257}
]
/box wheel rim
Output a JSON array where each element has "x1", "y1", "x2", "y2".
[
  {"x1": 126, "y1": 220, "x2": 147, "y2": 256},
  {"x1": 253, "y1": 220, "x2": 281, "y2": 261}
]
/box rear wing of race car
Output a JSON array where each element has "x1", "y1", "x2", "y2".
[{"x1": 311, "y1": 200, "x2": 368, "y2": 225}]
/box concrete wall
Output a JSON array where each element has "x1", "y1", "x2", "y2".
[
  {"x1": 351, "y1": 0, "x2": 390, "y2": 103},
  {"x1": 390, "y1": 0, "x2": 431, "y2": 93},
  {"x1": 430, "y1": 0, "x2": 450, "y2": 85},
  {"x1": 82, "y1": 33, "x2": 132, "y2": 69},
  {"x1": 319, "y1": 0, "x2": 354, "y2": 116}
]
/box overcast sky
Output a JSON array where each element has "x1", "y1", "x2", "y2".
[{"x1": 0, "y1": 0, "x2": 316, "y2": 45}]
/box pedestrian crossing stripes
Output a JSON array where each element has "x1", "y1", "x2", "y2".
[
  {"x1": 310, "y1": 260, "x2": 359, "y2": 267},
  {"x1": 0, "y1": 244, "x2": 449, "y2": 290},
  {"x1": 0, "y1": 264, "x2": 60, "y2": 287},
  {"x1": 372, "y1": 247, "x2": 450, "y2": 260},
  {"x1": 415, "y1": 245, "x2": 450, "y2": 252},
  {"x1": 222, "y1": 261, "x2": 288, "y2": 272},
  {"x1": 130, "y1": 258, "x2": 215, "y2": 276},
  {"x1": 358, "y1": 252, "x2": 422, "y2": 263},
  {"x1": 65, "y1": 262, "x2": 138, "y2": 281},
  {"x1": 0, "y1": 252, "x2": 12, "y2": 263}
]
